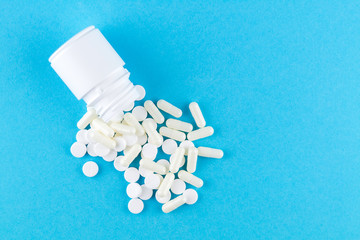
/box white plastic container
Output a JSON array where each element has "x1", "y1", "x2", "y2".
[{"x1": 49, "y1": 26, "x2": 142, "y2": 121}]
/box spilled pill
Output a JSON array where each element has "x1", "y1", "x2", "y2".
[
  {"x1": 187, "y1": 126, "x2": 214, "y2": 141},
  {"x1": 178, "y1": 170, "x2": 203, "y2": 188},
  {"x1": 144, "y1": 100, "x2": 164, "y2": 124},
  {"x1": 157, "y1": 100, "x2": 182, "y2": 118},
  {"x1": 197, "y1": 146, "x2": 224, "y2": 159},
  {"x1": 189, "y1": 102, "x2": 206, "y2": 128}
]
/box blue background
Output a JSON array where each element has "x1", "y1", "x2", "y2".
[{"x1": 1, "y1": 1, "x2": 360, "y2": 239}]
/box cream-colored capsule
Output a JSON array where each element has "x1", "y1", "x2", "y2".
[
  {"x1": 110, "y1": 122, "x2": 136, "y2": 135},
  {"x1": 88, "y1": 129, "x2": 116, "y2": 149},
  {"x1": 186, "y1": 146, "x2": 198, "y2": 173},
  {"x1": 187, "y1": 126, "x2": 214, "y2": 141},
  {"x1": 197, "y1": 147, "x2": 224, "y2": 159},
  {"x1": 157, "y1": 172, "x2": 175, "y2": 197},
  {"x1": 123, "y1": 113, "x2": 145, "y2": 136},
  {"x1": 166, "y1": 119, "x2": 193, "y2": 132},
  {"x1": 162, "y1": 195, "x2": 186, "y2": 213},
  {"x1": 144, "y1": 100, "x2": 164, "y2": 124},
  {"x1": 169, "y1": 147, "x2": 185, "y2": 173},
  {"x1": 160, "y1": 127, "x2": 186, "y2": 142},
  {"x1": 91, "y1": 118, "x2": 115, "y2": 137},
  {"x1": 189, "y1": 102, "x2": 206, "y2": 128},
  {"x1": 120, "y1": 144, "x2": 142, "y2": 167},
  {"x1": 140, "y1": 159, "x2": 167, "y2": 175},
  {"x1": 142, "y1": 120, "x2": 163, "y2": 146},
  {"x1": 77, "y1": 108, "x2": 97, "y2": 129},
  {"x1": 157, "y1": 100, "x2": 182, "y2": 118},
  {"x1": 178, "y1": 170, "x2": 203, "y2": 188}
]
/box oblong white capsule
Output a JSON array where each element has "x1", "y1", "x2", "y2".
[
  {"x1": 186, "y1": 146, "x2": 198, "y2": 173},
  {"x1": 157, "y1": 172, "x2": 175, "y2": 197},
  {"x1": 88, "y1": 129, "x2": 116, "y2": 149},
  {"x1": 91, "y1": 118, "x2": 115, "y2": 137},
  {"x1": 169, "y1": 147, "x2": 185, "y2": 173},
  {"x1": 178, "y1": 170, "x2": 203, "y2": 188},
  {"x1": 166, "y1": 119, "x2": 193, "y2": 132},
  {"x1": 77, "y1": 108, "x2": 97, "y2": 129},
  {"x1": 189, "y1": 102, "x2": 206, "y2": 128},
  {"x1": 140, "y1": 159, "x2": 167, "y2": 175},
  {"x1": 110, "y1": 122, "x2": 136, "y2": 135},
  {"x1": 157, "y1": 100, "x2": 182, "y2": 118},
  {"x1": 162, "y1": 195, "x2": 186, "y2": 213},
  {"x1": 159, "y1": 127, "x2": 186, "y2": 142},
  {"x1": 187, "y1": 126, "x2": 214, "y2": 141},
  {"x1": 120, "y1": 144, "x2": 142, "y2": 167},
  {"x1": 142, "y1": 120, "x2": 163, "y2": 146},
  {"x1": 123, "y1": 113, "x2": 145, "y2": 136},
  {"x1": 144, "y1": 100, "x2": 164, "y2": 124},
  {"x1": 197, "y1": 146, "x2": 224, "y2": 159}
]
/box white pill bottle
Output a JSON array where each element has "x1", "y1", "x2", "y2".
[{"x1": 49, "y1": 26, "x2": 143, "y2": 122}]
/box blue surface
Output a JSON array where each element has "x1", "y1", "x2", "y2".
[{"x1": 1, "y1": 1, "x2": 360, "y2": 239}]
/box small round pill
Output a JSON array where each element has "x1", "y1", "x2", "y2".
[
  {"x1": 157, "y1": 159, "x2": 170, "y2": 172},
  {"x1": 139, "y1": 166, "x2": 153, "y2": 177},
  {"x1": 155, "y1": 190, "x2": 171, "y2": 204},
  {"x1": 124, "y1": 101, "x2": 135, "y2": 112},
  {"x1": 103, "y1": 149, "x2": 117, "y2": 162},
  {"x1": 134, "y1": 85, "x2": 146, "y2": 101},
  {"x1": 82, "y1": 161, "x2": 99, "y2": 177},
  {"x1": 124, "y1": 167, "x2": 140, "y2": 183},
  {"x1": 142, "y1": 143, "x2": 158, "y2": 160},
  {"x1": 70, "y1": 142, "x2": 87, "y2": 158},
  {"x1": 86, "y1": 143, "x2": 97, "y2": 157},
  {"x1": 144, "y1": 174, "x2": 161, "y2": 189},
  {"x1": 94, "y1": 143, "x2": 110, "y2": 157},
  {"x1": 126, "y1": 182, "x2": 143, "y2": 198},
  {"x1": 183, "y1": 189, "x2": 198, "y2": 204},
  {"x1": 170, "y1": 154, "x2": 185, "y2": 168},
  {"x1": 179, "y1": 140, "x2": 195, "y2": 155},
  {"x1": 76, "y1": 129, "x2": 89, "y2": 144},
  {"x1": 137, "y1": 134, "x2": 148, "y2": 146},
  {"x1": 170, "y1": 179, "x2": 186, "y2": 195},
  {"x1": 114, "y1": 156, "x2": 127, "y2": 171},
  {"x1": 123, "y1": 134, "x2": 138, "y2": 147},
  {"x1": 161, "y1": 139, "x2": 178, "y2": 155},
  {"x1": 114, "y1": 137, "x2": 127, "y2": 152},
  {"x1": 139, "y1": 185, "x2": 153, "y2": 200},
  {"x1": 128, "y1": 198, "x2": 144, "y2": 214},
  {"x1": 132, "y1": 106, "x2": 148, "y2": 122}
]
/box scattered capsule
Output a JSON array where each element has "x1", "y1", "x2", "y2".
[
  {"x1": 140, "y1": 159, "x2": 167, "y2": 175},
  {"x1": 142, "y1": 120, "x2": 163, "y2": 146},
  {"x1": 166, "y1": 119, "x2": 193, "y2": 132},
  {"x1": 110, "y1": 122, "x2": 136, "y2": 135},
  {"x1": 169, "y1": 147, "x2": 185, "y2": 173},
  {"x1": 157, "y1": 173, "x2": 175, "y2": 197},
  {"x1": 120, "y1": 144, "x2": 142, "y2": 168},
  {"x1": 144, "y1": 100, "x2": 165, "y2": 124},
  {"x1": 197, "y1": 147, "x2": 224, "y2": 159},
  {"x1": 157, "y1": 100, "x2": 182, "y2": 118},
  {"x1": 187, "y1": 126, "x2": 214, "y2": 141},
  {"x1": 123, "y1": 113, "x2": 145, "y2": 136},
  {"x1": 189, "y1": 102, "x2": 206, "y2": 128},
  {"x1": 88, "y1": 129, "x2": 116, "y2": 149},
  {"x1": 186, "y1": 146, "x2": 198, "y2": 173},
  {"x1": 162, "y1": 195, "x2": 186, "y2": 213},
  {"x1": 77, "y1": 108, "x2": 97, "y2": 129},
  {"x1": 91, "y1": 118, "x2": 115, "y2": 137},
  {"x1": 159, "y1": 127, "x2": 186, "y2": 142},
  {"x1": 178, "y1": 170, "x2": 203, "y2": 188}
]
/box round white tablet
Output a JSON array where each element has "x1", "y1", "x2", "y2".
[
  {"x1": 128, "y1": 198, "x2": 144, "y2": 214},
  {"x1": 126, "y1": 182, "x2": 143, "y2": 198},
  {"x1": 71, "y1": 142, "x2": 87, "y2": 158},
  {"x1": 123, "y1": 134, "x2": 138, "y2": 147},
  {"x1": 137, "y1": 134, "x2": 148, "y2": 146},
  {"x1": 155, "y1": 190, "x2": 171, "y2": 203},
  {"x1": 103, "y1": 149, "x2": 117, "y2": 162},
  {"x1": 82, "y1": 161, "x2": 99, "y2": 177},
  {"x1": 123, "y1": 101, "x2": 135, "y2": 112},
  {"x1": 170, "y1": 179, "x2": 186, "y2": 195},
  {"x1": 86, "y1": 143, "x2": 97, "y2": 157},
  {"x1": 124, "y1": 167, "x2": 140, "y2": 183},
  {"x1": 183, "y1": 189, "x2": 198, "y2": 204},
  {"x1": 114, "y1": 156, "x2": 127, "y2": 171},
  {"x1": 156, "y1": 159, "x2": 170, "y2": 172},
  {"x1": 134, "y1": 85, "x2": 146, "y2": 101},
  {"x1": 144, "y1": 174, "x2": 161, "y2": 189},
  {"x1": 141, "y1": 143, "x2": 158, "y2": 160},
  {"x1": 94, "y1": 143, "x2": 110, "y2": 157},
  {"x1": 139, "y1": 185, "x2": 153, "y2": 200},
  {"x1": 76, "y1": 130, "x2": 89, "y2": 144},
  {"x1": 162, "y1": 139, "x2": 178, "y2": 155},
  {"x1": 139, "y1": 166, "x2": 153, "y2": 177},
  {"x1": 114, "y1": 136, "x2": 127, "y2": 152},
  {"x1": 170, "y1": 154, "x2": 185, "y2": 168},
  {"x1": 143, "y1": 118, "x2": 157, "y2": 130},
  {"x1": 132, "y1": 106, "x2": 148, "y2": 122},
  {"x1": 179, "y1": 140, "x2": 195, "y2": 155}
]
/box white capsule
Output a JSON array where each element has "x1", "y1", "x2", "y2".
[
  {"x1": 144, "y1": 100, "x2": 164, "y2": 124},
  {"x1": 142, "y1": 120, "x2": 163, "y2": 146},
  {"x1": 132, "y1": 106, "x2": 148, "y2": 122},
  {"x1": 186, "y1": 146, "x2": 198, "y2": 173},
  {"x1": 110, "y1": 122, "x2": 136, "y2": 135},
  {"x1": 157, "y1": 100, "x2": 182, "y2": 118},
  {"x1": 170, "y1": 154, "x2": 185, "y2": 168},
  {"x1": 189, "y1": 102, "x2": 206, "y2": 128},
  {"x1": 187, "y1": 126, "x2": 214, "y2": 141},
  {"x1": 143, "y1": 118, "x2": 157, "y2": 129},
  {"x1": 169, "y1": 147, "x2": 185, "y2": 173},
  {"x1": 123, "y1": 113, "x2": 145, "y2": 136},
  {"x1": 91, "y1": 118, "x2": 114, "y2": 137},
  {"x1": 197, "y1": 146, "x2": 224, "y2": 159},
  {"x1": 148, "y1": 134, "x2": 163, "y2": 148},
  {"x1": 140, "y1": 159, "x2": 167, "y2": 175},
  {"x1": 157, "y1": 159, "x2": 170, "y2": 172},
  {"x1": 162, "y1": 139, "x2": 178, "y2": 155},
  {"x1": 87, "y1": 130, "x2": 116, "y2": 149},
  {"x1": 179, "y1": 140, "x2": 195, "y2": 155},
  {"x1": 166, "y1": 119, "x2": 193, "y2": 133},
  {"x1": 159, "y1": 127, "x2": 186, "y2": 142},
  {"x1": 162, "y1": 195, "x2": 186, "y2": 213},
  {"x1": 82, "y1": 161, "x2": 99, "y2": 177},
  {"x1": 70, "y1": 142, "x2": 87, "y2": 158},
  {"x1": 77, "y1": 108, "x2": 97, "y2": 129},
  {"x1": 157, "y1": 173, "x2": 175, "y2": 197},
  {"x1": 178, "y1": 170, "x2": 203, "y2": 188},
  {"x1": 120, "y1": 144, "x2": 142, "y2": 167}
]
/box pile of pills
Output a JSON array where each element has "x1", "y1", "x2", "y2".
[{"x1": 70, "y1": 86, "x2": 223, "y2": 214}]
